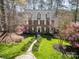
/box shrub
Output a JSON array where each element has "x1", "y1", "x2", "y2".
[
  {"x1": 60, "y1": 22, "x2": 79, "y2": 48},
  {"x1": 15, "y1": 25, "x2": 26, "y2": 35},
  {"x1": 0, "y1": 37, "x2": 33, "y2": 59}
]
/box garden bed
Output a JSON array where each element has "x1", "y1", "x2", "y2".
[
  {"x1": 33, "y1": 36, "x2": 75, "y2": 59},
  {"x1": 0, "y1": 36, "x2": 34, "y2": 59}
]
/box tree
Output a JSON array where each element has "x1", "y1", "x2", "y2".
[
  {"x1": 0, "y1": 0, "x2": 6, "y2": 31},
  {"x1": 74, "y1": 0, "x2": 79, "y2": 23},
  {"x1": 69, "y1": 0, "x2": 79, "y2": 23},
  {"x1": 55, "y1": 0, "x2": 63, "y2": 16}
]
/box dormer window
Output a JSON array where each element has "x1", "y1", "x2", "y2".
[
  {"x1": 37, "y1": 13, "x2": 41, "y2": 20},
  {"x1": 46, "y1": 13, "x2": 50, "y2": 20},
  {"x1": 28, "y1": 13, "x2": 32, "y2": 20}
]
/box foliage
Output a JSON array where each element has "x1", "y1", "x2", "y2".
[
  {"x1": 33, "y1": 37, "x2": 71, "y2": 59},
  {"x1": 33, "y1": 36, "x2": 41, "y2": 54},
  {"x1": 60, "y1": 22, "x2": 79, "y2": 48},
  {"x1": 17, "y1": 0, "x2": 27, "y2": 5},
  {"x1": 0, "y1": 36, "x2": 33, "y2": 59},
  {"x1": 15, "y1": 25, "x2": 26, "y2": 34}
]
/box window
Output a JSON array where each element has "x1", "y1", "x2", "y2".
[
  {"x1": 32, "y1": 20, "x2": 34, "y2": 25},
  {"x1": 34, "y1": 20, "x2": 38, "y2": 25},
  {"x1": 28, "y1": 20, "x2": 32, "y2": 25},
  {"x1": 29, "y1": 27, "x2": 32, "y2": 33},
  {"x1": 34, "y1": 27, "x2": 36, "y2": 32},
  {"x1": 44, "y1": 27, "x2": 46, "y2": 32},
  {"x1": 37, "y1": 13, "x2": 41, "y2": 20},
  {"x1": 37, "y1": 26, "x2": 41, "y2": 32},
  {"x1": 46, "y1": 28, "x2": 49, "y2": 33},
  {"x1": 49, "y1": 20, "x2": 52, "y2": 25},
  {"x1": 38, "y1": 20, "x2": 40, "y2": 25},
  {"x1": 26, "y1": 26, "x2": 29, "y2": 33},
  {"x1": 32, "y1": 27, "x2": 34, "y2": 31},
  {"x1": 44, "y1": 20, "x2": 46, "y2": 25},
  {"x1": 46, "y1": 20, "x2": 49, "y2": 25},
  {"x1": 26, "y1": 20, "x2": 28, "y2": 25},
  {"x1": 42, "y1": 27, "x2": 44, "y2": 33},
  {"x1": 46, "y1": 13, "x2": 50, "y2": 20},
  {"x1": 40, "y1": 20, "x2": 44, "y2": 25},
  {"x1": 28, "y1": 13, "x2": 32, "y2": 20}
]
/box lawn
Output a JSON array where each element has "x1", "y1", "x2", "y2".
[
  {"x1": 33, "y1": 37, "x2": 74, "y2": 59},
  {"x1": 0, "y1": 36, "x2": 34, "y2": 59},
  {"x1": 0, "y1": 35, "x2": 77, "y2": 59}
]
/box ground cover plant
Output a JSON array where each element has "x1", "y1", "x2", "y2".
[
  {"x1": 0, "y1": 35, "x2": 34, "y2": 59},
  {"x1": 33, "y1": 36, "x2": 74, "y2": 59}
]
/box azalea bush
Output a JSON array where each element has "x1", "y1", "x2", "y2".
[
  {"x1": 60, "y1": 22, "x2": 79, "y2": 48},
  {"x1": 15, "y1": 25, "x2": 26, "y2": 35}
]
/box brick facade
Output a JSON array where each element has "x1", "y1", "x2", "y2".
[
  {"x1": 23, "y1": 10, "x2": 56, "y2": 34},
  {"x1": 25, "y1": 20, "x2": 54, "y2": 33}
]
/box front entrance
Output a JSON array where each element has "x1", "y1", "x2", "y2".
[{"x1": 36, "y1": 26, "x2": 41, "y2": 33}]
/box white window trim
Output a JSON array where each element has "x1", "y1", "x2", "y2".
[
  {"x1": 32, "y1": 27, "x2": 34, "y2": 31},
  {"x1": 44, "y1": 20, "x2": 46, "y2": 25},
  {"x1": 50, "y1": 20, "x2": 51, "y2": 25},
  {"x1": 32, "y1": 20, "x2": 34, "y2": 25},
  {"x1": 26, "y1": 20, "x2": 28, "y2": 25},
  {"x1": 38, "y1": 20, "x2": 40, "y2": 25},
  {"x1": 44, "y1": 27, "x2": 46, "y2": 32}
]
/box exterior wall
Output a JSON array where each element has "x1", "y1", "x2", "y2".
[
  {"x1": 24, "y1": 10, "x2": 55, "y2": 33},
  {"x1": 25, "y1": 20, "x2": 54, "y2": 33},
  {"x1": 25, "y1": 10, "x2": 55, "y2": 20}
]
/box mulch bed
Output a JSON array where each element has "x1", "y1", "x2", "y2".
[{"x1": 53, "y1": 44, "x2": 79, "y2": 55}]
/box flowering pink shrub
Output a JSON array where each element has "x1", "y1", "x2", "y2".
[
  {"x1": 60, "y1": 22, "x2": 79, "y2": 48},
  {"x1": 15, "y1": 25, "x2": 26, "y2": 34}
]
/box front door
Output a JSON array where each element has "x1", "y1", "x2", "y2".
[{"x1": 37, "y1": 26, "x2": 41, "y2": 33}]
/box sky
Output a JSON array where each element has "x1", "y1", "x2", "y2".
[
  {"x1": 16, "y1": 0, "x2": 71, "y2": 12},
  {"x1": 62, "y1": 0, "x2": 71, "y2": 10}
]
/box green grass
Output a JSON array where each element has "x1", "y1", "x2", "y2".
[
  {"x1": 0, "y1": 35, "x2": 76, "y2": 59},
  {"x1": 0, "y1": 36, "x2": 33, "y2": 59},
  {"x1": 33, "y1": 37, "x2": 74, "y2": 59}
]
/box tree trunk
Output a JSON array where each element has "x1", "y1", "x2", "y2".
[
  {"x1": 0, "y1": 0, "x2": 6, "y2": 31},
  {"x1": 74, "y1": 0, "x2": 78, "y2": 23},
  {"x1": 55, "y1": 0, "x2": 59, "y2": 17}
]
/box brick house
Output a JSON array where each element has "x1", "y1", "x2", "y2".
[
  {"x1": 24, "y1": 0, "x2": 58, "y2": 34},
  {"x1": 24, "y1": 10, "x2": 56, "y2": 34}
]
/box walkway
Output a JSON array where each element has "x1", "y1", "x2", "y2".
[
  {"x1": 0, "y1": 58, "x2": 4, "y2": 59},
  {"x1": 15, "y1": 40, "x2": 37, "y2": 59}
]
